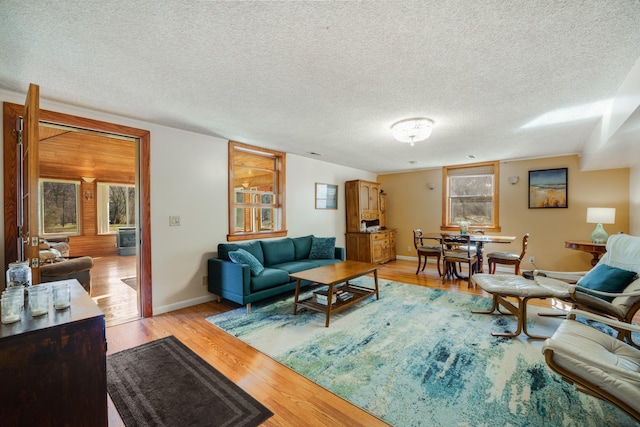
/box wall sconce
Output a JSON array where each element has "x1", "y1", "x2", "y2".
[
  {"x1": 81, "y1": 177, "x2": 96, "y2": 183},
  {"x1": 508, "y1": 176, "x2": 519, "y2": 185},
  {"x1": 427, "y1": 182, "x2": 436, "y2": 190}
]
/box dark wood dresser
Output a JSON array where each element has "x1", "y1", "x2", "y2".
[{"x1": 0, "y1": 279, "x2": 107, "y2": 426}]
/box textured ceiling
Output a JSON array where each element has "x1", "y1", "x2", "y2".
[{"x1": 1, "y1": 1, "x2": 639, "y2": 173}]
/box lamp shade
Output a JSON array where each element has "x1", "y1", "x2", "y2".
[
  {"x1": 391, "y1": 118, "x2": 434, "y2": 146},
  {"x1": 586, "y1": 208, "x2": 616, "y2": 224},
  {"x1": 586, "y1": 207, "x2": 615, "y2": 243}
]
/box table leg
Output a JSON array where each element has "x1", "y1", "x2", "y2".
[
  {"x1": 293, "y1": 278, "x2": 301, "y2": 315},
  {"x1": 374, "y1": 270, "x2": 379, "y2": 300},
  {"x1": 443, "y1": 260, "x2": 457, "y2": 279},
  {"x1": 476, "y1": 242, "x2": 485, "y2": 273},
  {"x1": 325, "y1": 283, "x2": 334, "y2": 327}
]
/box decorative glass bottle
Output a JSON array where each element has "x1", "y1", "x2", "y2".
[{"x1": 6, "y1": 261, "x2": 32, "y2": 289}]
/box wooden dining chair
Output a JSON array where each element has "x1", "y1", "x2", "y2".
[
  {"x1": 460, "y1": 229, "x2": 485, "y2": 255},
  {"x1": 413, "y1": 229, "x2": 442, "y2": 275},
  {"x1": 441, "y1": 234, "x2": 479, "y2": 286},
  {"x1": 487, "y1": 233, "x2": 529, "y2": 275}
]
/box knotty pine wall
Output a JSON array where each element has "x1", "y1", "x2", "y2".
[{"x1": 40, "y1": 126, "x2": 136, "y2": 257}]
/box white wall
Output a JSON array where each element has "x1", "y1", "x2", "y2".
[
  {"x1": 631, "y1": 165, "x2": 640, "y2": 236},
  {"x1": 286, "y1": 155, "x2": 376, "y2": 247},
  {"x1": 0, "y1": 89, "x2": 375, "y2": 314}
]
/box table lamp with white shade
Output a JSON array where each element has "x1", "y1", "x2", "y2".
[{"x1": 586, "y1": 207, "x2": 616, "y2": 243}]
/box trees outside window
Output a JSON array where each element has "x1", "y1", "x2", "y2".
[
  {"x1": 40, "y1": 179, "x2": 80, "y2": 235},
  {"x1": 443, "y1": 161, "x2": 500, "y2": 231},
  {"x1": 97, "y1": 183, "x2": 136, "y2": 233}
]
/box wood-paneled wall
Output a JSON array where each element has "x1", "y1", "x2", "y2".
[
  {"x1": 40, "y1": 124, "x2": 135, "y2": 257},
  {"x1": 40, "y1": 128, "x2": 136, "y2": 183}
]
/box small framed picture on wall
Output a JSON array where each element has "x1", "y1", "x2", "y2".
[{"x1": 528, "y1": 168, "x2": 568, "y2": 209}]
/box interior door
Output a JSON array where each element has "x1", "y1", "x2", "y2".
[{"x1": 21, "y1": 83, "x2": 41, "y2": 283}]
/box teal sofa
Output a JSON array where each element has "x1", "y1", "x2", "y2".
[{"x1": 208, "y1": 235, "x2": 345, "y2": 313}]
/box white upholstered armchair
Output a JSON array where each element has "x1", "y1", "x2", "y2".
[
  {"x1": 533, "y1": 233, "x2": 640, "y2": 346},
  {"x1": 543, "y1": 309, "x2": 640, "y2": 422}
]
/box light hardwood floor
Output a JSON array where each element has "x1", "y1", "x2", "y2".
[
  {"x1": 104, "y1": 259, "x2": 558, "y2": 426},
  {"x1": 91, "y1": 255, "x2": 139, "y2": 327}
]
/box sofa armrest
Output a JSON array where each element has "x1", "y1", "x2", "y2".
[
  {"x1": 334, "y1": 246, "x2": 345, "y2": 261},
  {"x1": 207, "y1": 258, "x2": 251, "y2": 305},
  {"x1": 40, "y1": 256, "x2": 93, "y2": 293},
  {"x1": 40, "y1": 256, "x2": 93, "y2": 276}
]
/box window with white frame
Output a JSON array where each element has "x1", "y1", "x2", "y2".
[
  {"x1": 97, "y1": 183, "x2": 136, "y2": 234},
  {"x1": 442, "y1": 161, "x2": 500, "y2": 231},
  {"x1": 40, "y1": 179, "x2": 80, "y2": 235}
]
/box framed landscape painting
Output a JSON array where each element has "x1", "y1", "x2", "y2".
[{"x1": 528, "y1": 168, "x2": 568, "y2": 208}]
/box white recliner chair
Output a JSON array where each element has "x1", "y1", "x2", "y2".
[
  {"x1": 542, "y1": 309, "x2": 640, "y2": 422},
  {"x1": 534, "y1": 233, "x2": 640, "y2": 346}
]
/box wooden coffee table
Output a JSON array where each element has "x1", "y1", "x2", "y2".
[{"x1": 290, "y1": 260, "x2": 381, "y2": 327}]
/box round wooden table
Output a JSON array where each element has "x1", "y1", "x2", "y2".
[{"x1": 565, "y1": 240, "x2": 607, "y2": 266}]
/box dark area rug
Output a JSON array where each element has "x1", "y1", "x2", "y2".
[
  {"x1": 107, "y1": 335, "x2": 273, "y2": 427},
  {"x1": 120, "y1": 277, "x2": 137, "y2": 291}
]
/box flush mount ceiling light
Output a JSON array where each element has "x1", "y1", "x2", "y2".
[{"x1": 390, "y1": 118, "x2": 434, "y2": 146}]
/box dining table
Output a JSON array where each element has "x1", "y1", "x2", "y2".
[{"x1": 423, "y1": 232, "x2": 516, "y2": 277}]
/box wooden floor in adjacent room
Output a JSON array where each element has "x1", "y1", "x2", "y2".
[
  {"x1": 105, "y1": 259, "x2": 556, "y2": 427},
  {"x1": 90, "y1": 255, "x2": 139, "y2": 327}
]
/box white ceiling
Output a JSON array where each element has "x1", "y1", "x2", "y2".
[{"x1": 1, "y1": 1, "x2": 639, "y2": 174}]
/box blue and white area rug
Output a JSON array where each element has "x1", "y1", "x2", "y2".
[{"x1": 207, "y1": 279, "x2": 638, "y2": 427}]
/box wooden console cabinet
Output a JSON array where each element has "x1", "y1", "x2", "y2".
[
  {"x1": 345, "y1": 179, "x2": 396, "y2": 263},
  {"x1": 0, "y1": 279, "x2": 107, "y2": 426},
  {"x1": 346, "y1": 229, "x2": 397, "y2": 264}
]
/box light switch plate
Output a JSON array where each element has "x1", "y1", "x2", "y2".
[{"x1": 169, "y1": 215, "x2": 181, "y2": 226}]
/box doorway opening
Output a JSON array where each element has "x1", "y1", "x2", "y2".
[
  {"x1": 40, "y1": 122, "x2": 140, "y2": 325},
  {"x1": 3, "y1": 101, "x2": 153, "y2": 325}
]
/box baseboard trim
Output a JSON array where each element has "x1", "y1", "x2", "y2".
[{"x1": 153, "y1": 294, "x2": 218, "y2": 315}]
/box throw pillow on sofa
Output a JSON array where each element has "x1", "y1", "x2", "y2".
[
  {"x1": 292, "y1": 235, "x2": 314, "y2": 260},
  {"x1": 309, "y1": 237, "x2": 336, "y2": 259},
  {"x1": 228, "y1": 248, "x2": 265, "y2": 276}
]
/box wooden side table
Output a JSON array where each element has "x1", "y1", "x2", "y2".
[{"x1": 565, "y1": 240, "x2": 607, "y2": 266}]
